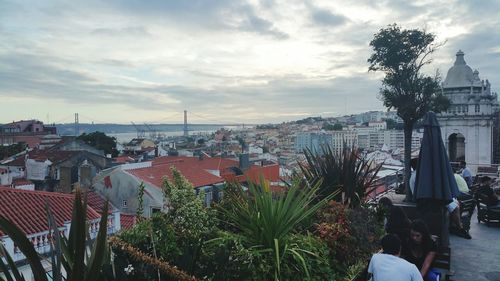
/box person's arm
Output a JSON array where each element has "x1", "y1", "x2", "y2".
[{"x1": 420, "y1": 251, "x2": 436, "y2": 277}]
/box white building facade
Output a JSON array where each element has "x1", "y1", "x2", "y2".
[{"x1": 437, "y1": 50, "x2": 498, "y2": 173}]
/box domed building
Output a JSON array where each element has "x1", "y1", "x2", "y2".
[{"x1": 437, "y1": 50, "x2": 498, "y2": 173}]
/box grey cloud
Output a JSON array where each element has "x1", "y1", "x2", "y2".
[
  {"x1": 311, "y1": 8, "x2": 347, "y2": 26},
  {"x1": 0, "y1": 0, "x2": 22, "y2": 17},
  {"x1": 238, "y1": 12, "x2": 289, "y2": 39},
  {"x1": 103, "y1": 0, "x2": 288, "y2": 39},
  {"x1": 0, "y1": 52, "x2": 175, "y2": 110},
  {"x1": 0, "y1": 48, "x2": 385, "y2": 122},
  {"x1": 97, "y1": 59, "x2": 137, "y2": 67},
  {"x1": 91, "y1": 26, "x2": 150, "y2": 37}
]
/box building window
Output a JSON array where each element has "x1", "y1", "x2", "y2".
[
  {"x1": 205, "y1": 191, "x2": 213, "y2": 206},
  {"x1": 151, "y1": 207, "x2": 161, "y2": 214},
  {"x1": 475, "y1": 104, "x2": 480, "y2": 113},
  {"x1": 122, "y1": 200, "x2": 128, "y2": 208}
]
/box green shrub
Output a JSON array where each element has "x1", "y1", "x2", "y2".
[
  {"x1": 221, "y1": 180, "x2": 336, "y2": 281},
  {"x1": 299, "y1": 144, "x2": 381, "y2": 208},
  {"x1": 315, "y1": 201, "x2": 383, "y2": 276},
  {"x1": 282, "y1": 233, "x2": 336, "y2": 281}
]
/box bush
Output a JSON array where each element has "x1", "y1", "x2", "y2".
[
  {"x1": 197, "y1": 231, "x2": 271, "y2": 281},
  {"x1": 283, "y1": 234, "x2": 336, "y2": 281},
  {"x1": 120, "y1": 214, "x2": 181, "y2": 260},
  {"x1": 315, "y1": 201, "x2": 383, "y2": 275}
]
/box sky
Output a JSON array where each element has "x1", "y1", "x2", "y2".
[{"x1": 1, "y1": 0, "x2": 499, "y2": 124}]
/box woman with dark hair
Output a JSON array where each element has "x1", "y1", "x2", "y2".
[
  {"x1": 403, "y1": 220, "x2": 438, "y2": 280},
  {"x1": 379, "y1": 197, "x2": 411, "y2": 244}
]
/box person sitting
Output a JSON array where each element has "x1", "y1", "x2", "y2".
[
  {"x1": 447, "y1": 197, "x2": 471, "y2": 239},
  {"x1": 460, "y1": 160, "x2": 473, "y2": 188},
  {"x1": 368, "y1": 234, "x2": 423, "y2": 281},
  {"x1": 454, "y1": 169, "x2": 472, "y2": 200},
  {"x1": 477, "y1": 176, "x2": 500, "y2": 208},
  {"x1": 403, "y1": 220, "x2": 439, "y2": 280},
  {"x1": 379, "y1": 197, "x2": 411, "y2": 244}
]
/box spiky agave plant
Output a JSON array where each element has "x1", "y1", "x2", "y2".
[
  {"x1": 0, "y1": 189, "x2": 111, "y2": 281},
  {"x1": 222, "y1": 180, "x2": 337, "y2": 281},
  {"x1": 299, "y1": 144, "x2": 382, "y2": 208}
]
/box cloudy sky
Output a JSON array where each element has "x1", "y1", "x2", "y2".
[{"x1": 1, "y1": 0, "x2": 499, "y2": 124}]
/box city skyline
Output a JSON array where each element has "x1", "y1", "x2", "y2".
[{"x1": 1, "y1": 0, "x2": 499, "y2": 124}]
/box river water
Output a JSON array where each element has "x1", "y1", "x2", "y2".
[{"x1": 109, "y1": 130, "x2": 215, "y2": 144}]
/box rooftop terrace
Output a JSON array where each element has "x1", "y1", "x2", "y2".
[
  {"x1": 451, "y1": 212, "x2": 500, "y2": 281},
  {"x1": 376, "y1": 191, "x2": 500, "y2": 281}
]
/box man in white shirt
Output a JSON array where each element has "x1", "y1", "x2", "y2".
[
  {"x1": 461, "y1": 161, "x2": 473, "y2": 188},
  {"x1": 368, "y1": 234, "x2": 423, "y2": 281}
]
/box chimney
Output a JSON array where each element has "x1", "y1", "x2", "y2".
[
  {"x1": 59, "y1": 166, "x2": 72, "y2": 193},
  {"x1": 239, "y1": 153, "x2": 250, "y2": 170},
  {"x1": 79, "y1": 161, "x2": 92, "y2": 190},
  {"x1": 155, "y1": 146, "x2": 159, "y2": 157}
]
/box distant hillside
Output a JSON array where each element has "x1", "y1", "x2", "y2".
[{"x1": 56, "y1": 123, "x2": 230, "y2": 135}]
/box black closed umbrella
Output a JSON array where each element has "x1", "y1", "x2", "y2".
[
  {"x1": 414, "y1": 112, "x2": 459, "y2": 245},
  {"x1": 415, "y1": 112, "x2": 459, "y2": 204}
]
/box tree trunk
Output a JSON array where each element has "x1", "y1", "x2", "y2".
[{"x1": 403, "y1": 122, "x2": 414, "y2": 201}]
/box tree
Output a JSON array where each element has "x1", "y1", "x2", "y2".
[
  {"x1": 0, "y1": 143, "x2": 26, "y2": 159},
  {"x1": 322, "y1": 122, "x2": 342, "y2": 131},
  {"x1": 384, "y1": 118, "x2": 403, "y2": 130},
  {"x1": 368, "y1": 24, "x2": 450, "y2": 200},
  {"x1": 333, "y1": 123, "x2": 343, "y2": 131},
  {"x1": 77, "y1": 131, "x2": 118, "y2": 157}
]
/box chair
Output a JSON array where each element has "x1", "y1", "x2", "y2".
[
  {"x1": 476, "y1": 192, "x2": 500, "y2": 226},
  {"x1": 431, "y1": 236, "x2": 453, "y2": 281},
  {"x1": 458, "y1": 196, "x2": 475, "y2": 231}
]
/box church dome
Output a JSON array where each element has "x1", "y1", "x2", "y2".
[{"x1": 443, "y1": 50, "x2": 480, "y2": 88}]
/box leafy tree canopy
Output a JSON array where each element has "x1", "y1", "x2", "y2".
[
  {"x1": 0, "y1": 143, "x2": 26, "y2": 159},
  {"x1": 77, "y1": 131, "x2": 118, "y2": 157},
  {"x1": 368, "y1": 24, "x2": 450, "y2": 124},
  {"x1": 322, "y1": 123, "x2": 342, "y2": 131},
  {"x1": 384, "y1": 118, "x2": 403, "y2": 130},
  {"x1": 368, "y1": 24, "x2": 450, "y2": 199}
]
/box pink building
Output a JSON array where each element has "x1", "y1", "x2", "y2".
[{"x1": 0, "y1": 120, "x2": 57, "y2": 148}]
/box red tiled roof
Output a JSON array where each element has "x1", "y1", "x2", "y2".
[
  {"x1": 152, "y1": 156, "x2": 239, "y2": 171},
  {"x1": 29, "y1": 150, "x2": 76, "y2": 163},
  {"x1": 12, "y1": 179, "x2": 33, "y2": 186},
  {"x1": 4, "y1": 149, "x2": 77, "y2": 167},
  {"x1": 113, "y1": 156, "x2": 135, "y2": 164},
  {"x1": 128, "y1": 161, "x2": 225, "y2": 188},
  {"x1": 120, "y1": 214, "x2": 137, "y2": 230},
  {"x1": 86, "y1": 191, "x2": 112, "y2": 214},
  {"x1": 151, "y1": 156, "x2": 280, "y2": 185},
  {"x1": 0, "y1": 188, "x2": 101, "y2": 236}
]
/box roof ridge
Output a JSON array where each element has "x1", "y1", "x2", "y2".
[{"x1": 0, "y1": 187, "x2": 74, "y2": 198}]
